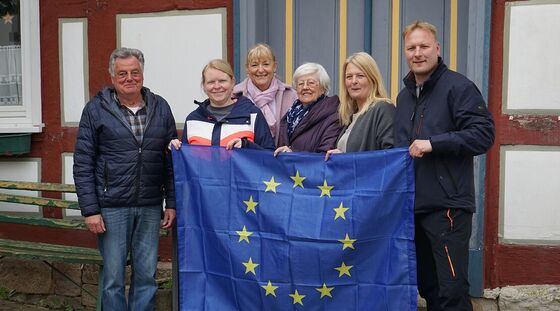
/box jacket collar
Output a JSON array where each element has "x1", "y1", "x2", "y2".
[
  {"x1": 403, "y1": 57, "x2": 447, "y2": 92},
  {"x1": 194, "y1": 95, "x2": 254, "y2": 120},
  {"x1": 99, "y1": 86, "x2": 156, "y2": 120}
]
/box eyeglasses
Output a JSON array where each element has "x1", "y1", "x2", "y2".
[
  {"x1": 116, "y1": 70, "x2": 142, "y2": 80},
  {"x1": 296, "y1": 79, "x2": 319, "y2": 89}
]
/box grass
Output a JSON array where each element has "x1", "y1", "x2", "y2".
[{"x1": 0, "y1": 287, "x2": 16, "y2": 300}]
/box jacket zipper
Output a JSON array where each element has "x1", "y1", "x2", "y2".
[
  {"x1": 410, "y1": 92, "x2": 421, "y2": 142},
  {"x1": 135, "y1": 147, "x2": 142, "y2": 204},
  {"x1": 103, "y1": 162, "x2": 108, "y2": 192},
  {"x1": 100, "y1": 94, "x2": 153, "y2": 205},
  {"x1": 410, "y1": 86, "x2": 428, "y2": 142}
]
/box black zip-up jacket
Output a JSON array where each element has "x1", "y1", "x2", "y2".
[
  {"x1": 73, "y1": 86, "x2": 177, "y2": 217},
  {"x1": 394, "y1": 59, "x2": 495, "y2": 212}
]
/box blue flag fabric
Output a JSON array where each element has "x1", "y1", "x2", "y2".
[{"x1": 172, "y1": 145, "x2": 417, "y2": 310}]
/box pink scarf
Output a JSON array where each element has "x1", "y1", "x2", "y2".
[{"x1": 247, "y1": 78, "x2": 279, "y2": 133}]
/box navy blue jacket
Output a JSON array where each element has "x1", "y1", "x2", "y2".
[
  {"x1": 73, "y1": 87, "x2": 177, "y2": 217},
  {"x1": 181, "y1": 95, "x2": 275, "y2": 150},
  {"x1": 394, "y1": 59, "x2": 495, "y2": 213}
]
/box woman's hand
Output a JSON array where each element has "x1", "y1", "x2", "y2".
[
  {"x1": 226, "y1": 138, "x2": 243, "y2": 150},
  {"x1": 274, "y1": 146, "x2": 292, "y2": 157},
  {"x1": 324, "y1": 148, "x2": 342, "y2": 161},
  {"x1": 169, "y1": 139, "x2": 182, "y2": 150}
]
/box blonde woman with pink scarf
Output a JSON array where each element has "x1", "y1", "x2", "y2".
[{"x1": 233, "y1": 43, "x2": 297, "y2": 147}]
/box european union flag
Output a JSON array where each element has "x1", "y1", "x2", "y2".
[{"x1": 173, "y1": 145, "x2": 417, "y2": 310}]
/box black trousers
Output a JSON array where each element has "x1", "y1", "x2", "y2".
[{"x1": 415, "y1": 208, "x2": 473, "y2": 311}]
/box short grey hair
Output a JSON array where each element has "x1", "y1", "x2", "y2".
[
  {"x1": 108, "y1": 47, "x2": 145, "y2": 76},
  {"x1": 292, "y1": 62, "x2": 331, "y2": 95}
]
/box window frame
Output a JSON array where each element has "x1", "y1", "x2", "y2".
[{"x1": 0, "y1": 0, "x2": 42, "y2": 133}]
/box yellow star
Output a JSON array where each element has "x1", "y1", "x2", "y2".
[
  {"x1": 261, "y1": 281, "x2": 279, "y2": 297},
  {"x1": 243, "y1": 195, "x2": 258, "y2": 214},
  {"x1": 315, "y1": 283, "x2": 334, "y2": 298},
  {"x1": 317, "y1": 180, "x2": 334, "y2": 197},
  {"x1": 334, "y1": 262, "x2": 353, "y2": 277},
  {"x1": 2, "y1": 13, "x2": 13, "y2": 25},
  {"x1": 264, "y1": 176, "x2": 281, "y2": 193},
  {"x1": 333, "y1": 202, "x2": 349, "y2": 220},
  {"x1": 242, "y1": 257, "x2": 259, "y2": 275},
  {"x1": 236, "y1": 226, "x2": 253, "y2": 243},
  {"x1": 290, "y1": 170, "x2": 306, "y2": 188},
  {"x1": 338, "y1": 233, "x2": 356, "y2": 250},
  {"x1": 289, "y1": 289, "x2": 305, "y2": 305}
]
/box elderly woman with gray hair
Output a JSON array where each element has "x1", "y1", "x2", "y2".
[{"x1": 274, "y1": 63, "x2": 342, "y2": 154}]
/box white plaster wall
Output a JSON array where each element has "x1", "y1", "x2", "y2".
[
  {"x1": 0, "y1": 160, "x2": 40, "y2": 213},
  {"x1": 502, "y1": 148, "x2": 560, "y2": 242},
  {"x1": 505, "y1": 2, "x2": 560, "y2": 112},
  {"x1": 62, "y1": 153, "x2": 80, "y2": 217},
  {"x1": 60, "y1": 19, "x2": 88, "y2": 126},
  {"x1": 118, "y1": 10, "x2": 225, "y2": 127}
]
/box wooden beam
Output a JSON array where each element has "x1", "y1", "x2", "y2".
[
  {"x1": 0, "y1": 180, "x2": 75, "y2": 192},
  {"x1": 0, "y1": 193, "x2": 79, "y2": 210}
]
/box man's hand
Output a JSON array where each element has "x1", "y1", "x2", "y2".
[
  {"x1": 161, "y1": 209, "x2": 176, "y2": 229},
  {"x1": 409, "y1": 139, "x2": 432, "y2": 158},
  {"x1": 169, "y1": 139, "x2": 182, "y2": 150},
  {"x1": 85, "y1": 214, "x2": 106, "y2": 234}
]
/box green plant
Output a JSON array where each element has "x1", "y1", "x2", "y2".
[
  {"x1": 0, "y1": 287, "x2": 16, "y2": 300},
  {"x1": 159, "y1": 278, "x2": 173, "y2": 289}
]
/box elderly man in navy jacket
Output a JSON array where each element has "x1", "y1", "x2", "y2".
[
  {"x1": 73, "y1": 47, "x2": 177, "y2": 310},
  {"x1": 394, "y1": 21, "x2": 495, "y2": 311}
]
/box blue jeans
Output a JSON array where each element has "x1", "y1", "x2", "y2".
[{"x1": 98, "y1": 207, "x2": 161, "y2": 311}]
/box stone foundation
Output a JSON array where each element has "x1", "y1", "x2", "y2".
[
  {"x1": 0, "y1": 257, "x2": 173, "y2": 310},
  {"x1": 1, "y1": 257, "x2": 559, "y2": 310},
  {"x1": 416, "y1": 286, "x2": 560, "y2": 311}
]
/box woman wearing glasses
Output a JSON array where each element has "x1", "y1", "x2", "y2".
[{"x1": 274, "y1": 63, "x2": 342, "y2": 154}]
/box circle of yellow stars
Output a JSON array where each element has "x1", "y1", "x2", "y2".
[{"x1": 232, "y1": 170, "x2": 357, "y2": 306}]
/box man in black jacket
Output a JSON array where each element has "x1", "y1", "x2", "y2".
[
  {"x1": 73, "y1": 47, "x2": 177, "y2": 310},
  {"x1": 394, "y1": 21, "x2": 495, "y2": 310}
]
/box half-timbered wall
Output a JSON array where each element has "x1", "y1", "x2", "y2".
[
  {"x1": 486, "y1": 0, "x2": 560, "y2": 287},
  {"x1": 0, "y1": 0, "x2": 232, "y2": 260}
]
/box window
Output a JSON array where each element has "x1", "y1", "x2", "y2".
[{"x1": 0, "y1": 0, "x2": 41, "y2": 133}]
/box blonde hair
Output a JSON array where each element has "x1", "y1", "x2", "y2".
[
  {"x1": 246, "y1": 43, "x2": 276, "y2": 66},
  {"x1": 201, "y1": 59, "x2": 234, "y2": 84},
  {"x1": 339, "y1": 52, "x2": 392, "y2": 126},
  {"x1": 402, "y1": 20, "x2": 438, "y2": 40}
]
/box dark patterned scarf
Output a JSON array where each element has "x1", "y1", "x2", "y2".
[{"x1": 286, "y1": 94, "x2": 324, "y2": 139}]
